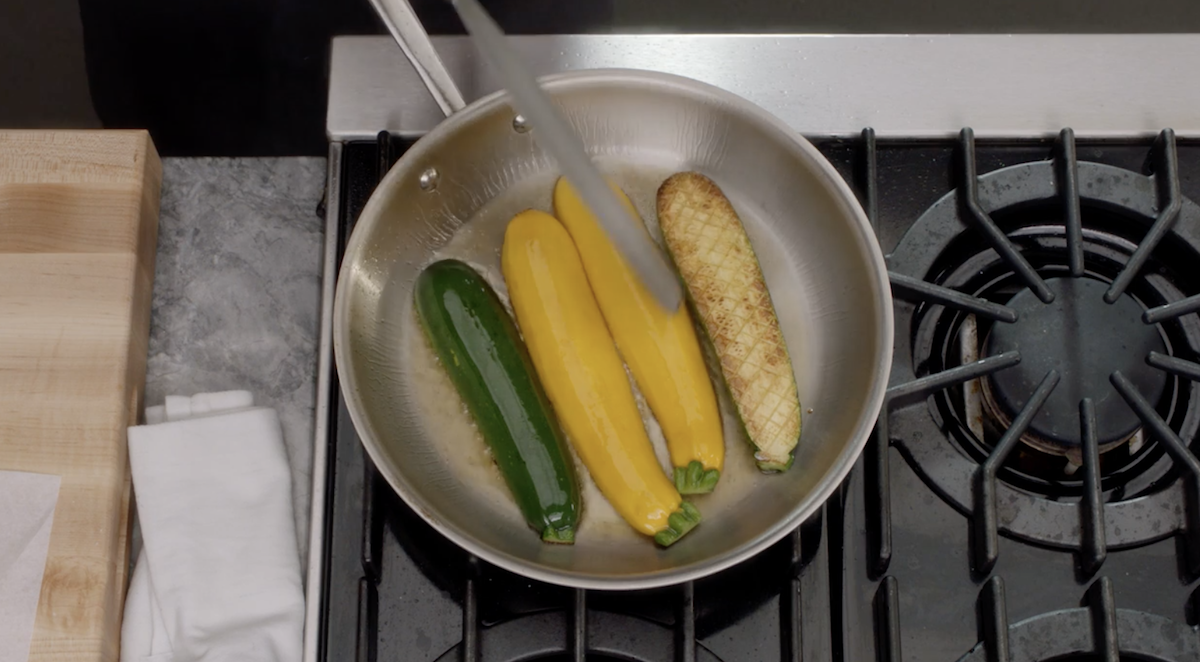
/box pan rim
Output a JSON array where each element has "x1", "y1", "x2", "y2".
[{"x1": 332, "y1": 67, "x2": 894, "y2": 589}]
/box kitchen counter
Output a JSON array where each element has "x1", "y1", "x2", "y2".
[{"x1": 144, "y1": 156, "x2": 326, "y2": 558}]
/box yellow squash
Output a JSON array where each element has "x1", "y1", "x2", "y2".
[
  {"x1": 501, "y1": 209, "x2": 701, "y2": 545},
  {"x1": 553, "y1": 177, "x2": 724, "y2": 494}
]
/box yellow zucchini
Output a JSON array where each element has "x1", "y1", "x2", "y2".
[
  {"x1": 501, "y1": 209, "x2": 701, "y2": 545},
  {"x1": 553, "y1": 177, "x2": 723, "y2": 494}
]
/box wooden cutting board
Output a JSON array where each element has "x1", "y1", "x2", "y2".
[{"x1": 0, "y1": 131, "x2": 161, "y2": 661}]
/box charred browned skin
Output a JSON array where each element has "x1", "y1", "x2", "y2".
[{"x1": 656, "y1": 172, "x2": 802, "y2": 472}]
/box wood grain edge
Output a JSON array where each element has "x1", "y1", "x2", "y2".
[
  {"x1": 107, "y1": 131, "x2": 161, "y2": 662},
  {"x1": 0, "y1": 131, "x2": 159, "y2": 185}
]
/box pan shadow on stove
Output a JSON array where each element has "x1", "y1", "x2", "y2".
[{"x1": 378, "y1": 474, "x2": 471, "y2": 601}]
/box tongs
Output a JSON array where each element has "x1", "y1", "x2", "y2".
[{"x1": 372, "y1": 0, "x2": 684, "y2": 312}]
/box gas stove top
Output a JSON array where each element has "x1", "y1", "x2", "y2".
[{"x1": 307, "y1": 35, "x2": 1200, "y2": 662}]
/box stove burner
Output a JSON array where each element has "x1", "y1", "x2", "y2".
[
  {"x1": 431, "y1": 610, "x2": 724, "y2": 662},
  {"x1": 956, "y1": 576, "x2": 1200, "y2": 662},
  {"x1": 879, "y1": 130, "x2": 1200, "y2": 569},
  {"x1": 982, "y1": 277, "x2": 1167, "y2": 454}
]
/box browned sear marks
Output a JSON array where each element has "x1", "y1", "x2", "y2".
[{"x1": 656, "y1": 172, "x2": 801, "y2": 466}]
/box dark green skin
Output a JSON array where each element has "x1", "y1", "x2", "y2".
[{"x1": 414, "y1": 259, "x2": 581, "y2": 543}]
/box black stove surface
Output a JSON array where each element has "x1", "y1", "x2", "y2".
[{"x1": 318, "y1": 130, "x2": 1200, "y2": 661}]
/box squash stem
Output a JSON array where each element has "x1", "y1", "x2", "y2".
[
  {"x1": 674, "y1": 460, "x2": 720, "y2": 494},
  {"x1": 755, "y1": 449, "x2": 795, "y2": 473},
  {"x1": 653, "y1": 501, "x2": 702, "y2": 547},
  {"x1": 541, "y1": 525, "x2": 576, "y2": 545}
]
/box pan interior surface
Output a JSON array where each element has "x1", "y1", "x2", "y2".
[{"x1": 335, "y1": 71, "x2": 891, "y2": 588}]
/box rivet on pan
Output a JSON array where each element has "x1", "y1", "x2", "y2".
[
  {"x1": 512, "y1": 114, "x2": 531, "y2": 133},
  {"x1": 418, "y1": 167, "x2": 440, "y2": 191}
]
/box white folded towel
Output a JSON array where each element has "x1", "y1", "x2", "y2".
[
  {"x1": 122, "y1": 391, "x2": 304, "y2": 662},
  {"x1": 146, "y1": 391, "x2": 255, "y2": 425}
]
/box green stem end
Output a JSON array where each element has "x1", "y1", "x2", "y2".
[
  {"x1": 541, "y1": 525, "x2": 576, "y2": 545},
  {"x1": 653, "y1": 501, "x2": 702, "y2": 547},
  {"x1": 674, "y1": 460, "x2": 721, "y2": 494},
  {"x1": 754, "y1": 450, "x2": 795, "y2": 473}
]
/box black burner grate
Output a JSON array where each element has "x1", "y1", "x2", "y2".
[
  {"x1": 957, "y1": 575, "x2": 1200, "y2": 662},
  {"x1": 870, "y1": 129, "x2": 1200, "y2": 661},
  {"x1": 319, "y1": 129, "x2": 1200, "y2": 662}
]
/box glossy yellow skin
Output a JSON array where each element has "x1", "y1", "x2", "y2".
[
  {"x1": 553, "y1": 178, "x2": 725, "y2": 480},
  {"x1": 502, "y1": 209, "x2": 682, "y2": 537}
]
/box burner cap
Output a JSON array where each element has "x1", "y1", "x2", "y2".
[{"x1": 984, "y1": 277, "x2": 1167, "y2": 450}]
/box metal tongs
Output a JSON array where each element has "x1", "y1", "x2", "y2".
[{"x1": 371, "y1": 0, "x2": 684, "y2": 312}]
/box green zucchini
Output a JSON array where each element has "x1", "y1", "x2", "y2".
[{"x1": 414, "y1": 259, "x2": 581, "y2": 543}]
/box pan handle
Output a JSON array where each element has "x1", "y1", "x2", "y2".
[{"x1": 369, "y1": 0, "x2": 467, "y2": 117}]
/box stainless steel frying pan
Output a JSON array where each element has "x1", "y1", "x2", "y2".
[{"x1": 333, "y1": 1, "x2": 893, "y2": 589}]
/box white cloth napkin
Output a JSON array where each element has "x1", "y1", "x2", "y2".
[
  {"x1": 122, "y1": 391, "x2": 304, "y2": 662},
  {"x1": 0, "y1": 470, "x2": 60, "y2": 662}
]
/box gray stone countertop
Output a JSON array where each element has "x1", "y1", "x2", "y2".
[{"x1": 144, "y1": 157, "x2": 327, "y2": 560}]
